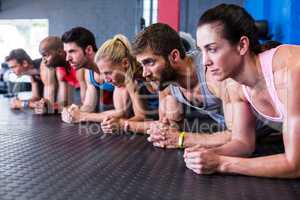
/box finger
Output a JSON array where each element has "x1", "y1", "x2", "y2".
[
  {"x1": 107, "y1": 118, "x2": 115, "y2": 123},
  {"x1": 146, "y1": 129, "x2": 152, "y2": 135},
  {"x1": 101, "y1": 124, "x2": 112, "y2": 130},
  {"x1": 102, "y1": 128, "x2": 113, "y2": 134},
  {"x1": 62, "y1": 111, "x2": 71, "y2": 122},
  {"x1": 101, "y1": 122, "x2": 109, "y2": 127},
  {"x1": 147, "y1": 136, "x2": 153, "y2": 142},
  {"x1": 147, "y1": 135, "x2": 159, "y2": 142},
  {"x1": 184, "y1": 151, "x2": 203, "y2": 160},
  {"x1": 69, "y1": 104, "x2": 77, "y2": 112},
  {"x1": 149, "y1": 134, "x2": 165, "y2": 142},
  {"x1": 165, "y1": 145, "x2": 177, "y2": 149},
  {"x1": 103, "y1": 117, "x2": 111, "y2": 122},
  {"x1": 187, "y1": 163, "x2": 215, "y2": 175},
  {"x1": 153, "y1": 142, "x2": 165, "y2": 148},
  {"x1": 184, "y1": 145, "x2": 202, "y2": 154}
]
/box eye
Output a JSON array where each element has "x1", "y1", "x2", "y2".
[
  {"x1": 208, "y1": 47, "x2": 217, "y2": 53},
  {"x1": 142, "y1": 58, "x2": 156, "y2": 67},
  {"x1": 104, "y1": 71, "x2": 112, "y2": 76}
]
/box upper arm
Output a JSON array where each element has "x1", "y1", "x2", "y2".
[
  {"x1": 41, "y1": 65, "x2": 56, "y2": 86},
  {"x1": 282, "y1": 63, "x2": 300, "y2": 170},
  {"x1": 158, "y1": 86, "x2": 172, "y2": 119},
  {"x1": 127, "y1": 83, "x2": 147, "y2": 119},
  {"x1": 55, "y1": 68, "x2": 65, "y2": 82},
  {"x1": 113, "y1": 87, "x2": 130, "y2": 117},
  {"x1": 224, "y1": 82, "x2": 256, "y2": 151},
  {"x1": 81, "y1": 69, "x2": 97, "y2": 110},
  {"x1": 30, "y1": 78, "x2": 40, "y2": 99}
]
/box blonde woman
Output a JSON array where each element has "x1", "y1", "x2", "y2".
[{"x1": 68, "y1": 34, "x2": 158, "y2": 134}]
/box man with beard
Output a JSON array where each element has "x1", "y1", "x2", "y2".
[
  {"x1": 132, "y1": 23, "x2": 231, "y2": 148},
  {"x1": 34, "y1": 36, "x2": 82, "y2": 114},
  {"x1": 132, "y1": 23, "x2": 278, "y2": 150},
  {"x1": 61, "y1": 27, "x2": 114, "y2": 123}
]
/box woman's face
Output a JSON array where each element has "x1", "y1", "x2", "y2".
[
  {"x1": 97, "y1": 57, "x2": 126, "y2": 87},
  {"x1": 196, "y1": 23, "x2": 243, "y2": 81}
]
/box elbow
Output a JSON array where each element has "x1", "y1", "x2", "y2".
[
  {"x1": 286, "y1": 159, "x2": 300, "y2": 178},
  {"x1": 241, "y1": 147, "x2": 255, "y2": 157},
  {"x1": 237, "y1": 140, "x2": 255, "y2": 157},
  {"x1": 132, "y1": 113, "x2": 146, "y2": 121}
]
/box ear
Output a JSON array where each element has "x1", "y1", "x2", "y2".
[
  {"x1": 21, "y1": 60, "x2": 29, "y2": 68},
  {"x1": 58, "y1": 49, "x2": 65, "y2": 56},
  {"x1": 238, "y1": 36, "x2": 250, "y2": 56},
  {"x1": 168, "y1": 49, "x2": 181, "y2": 65},
  {"x1": 84, "y1": 45, "x2": 94, "y2": 55},
  {"x1": 122, "y1": 58, "x2": 129, "y2": 71}
]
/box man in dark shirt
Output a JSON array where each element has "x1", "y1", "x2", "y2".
[{"x1": 5, "y1": 48, "x2": 43, "y2": 109}]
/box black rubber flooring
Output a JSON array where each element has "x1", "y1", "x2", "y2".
[{"x1": 0, "y1": 96, "x2": 299, "y2": 200}]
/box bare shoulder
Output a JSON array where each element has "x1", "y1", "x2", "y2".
[
  {"x1": 83, "y1": 68, "x2": 92, "y2": 84},
  {"x1": 55, "y1": 68, "x2": 64, "y2": 81},
  {"x1": 273, "y1": 45, "x2": 300, "y2": 71},
  {"x1": 125, "y1": 80, "x2": 137, "y2": 94},
  {"x1": 41, "y1": 65, "x2": 56, "y2": 83},
  {"x1": 220, "y1": 79, "x2": 245, "y2": 103},
  {"x1": 159, "y1": 85, "x2": 171, "y2": 99},
  {"x1": 76, "y1": 68, "x2": 86, "y2": 81}
]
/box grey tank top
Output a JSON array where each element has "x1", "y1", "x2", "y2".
[{"x1": 169, "y1": 51, "x2": 226, "y2": 128}]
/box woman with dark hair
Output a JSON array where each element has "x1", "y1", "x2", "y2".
[{"x1": 184, "y1": 4, "x2": 300, "y2": 178}]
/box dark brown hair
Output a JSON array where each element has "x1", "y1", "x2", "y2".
[
  {"x1": 198, "y1": 4, "x2": 261, "y2": 54},
  {"x1": 132, "y1": 23, "x2": 186, "y2": 59},
  {"x1": 62, "y1": 26, "x2": 97, "y2": 52},
  {"x1": 5, "y1": 48, "x2": 33, "y2": 64}
]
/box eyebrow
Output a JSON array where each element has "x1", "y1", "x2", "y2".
[
  {"x1": 204, "y1": 42, "x2": 217, "y2": 49},
  {"x1": 9, "y1": 64, "x2": 16, "y2": 68},
  {"x1": 67, "y1": 49, "x2": 76, "y2": 53},
  {"x1": 141, "y1": 58, "x2": 155, "y2": 65}
]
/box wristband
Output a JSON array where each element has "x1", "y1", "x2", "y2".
[
  {"x1": 21, "y1": 100, "x2": 29, "y2": 108},
  {"x1": 178, "y1": 131, "x2": 185, "y2": 149}
]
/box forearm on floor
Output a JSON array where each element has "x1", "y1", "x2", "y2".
[
  {"x1": 219, "y1": 153, "x2": 300, "y2": 178},
  {"x1": 80, "y1": 109, "x2": 125, "y2": 122},
  {"x1": 184, "y1": 130, "x2": 231, "y2": 148},
  {"x1": 120, "y1": 119, "x2": 156, "y2": 134},
  {"x1": 79, "y1": 104, "x2": 95, "y2": 113},
  {"x1": 213, "y1": 137, "x2": 254, "y2": 157}
]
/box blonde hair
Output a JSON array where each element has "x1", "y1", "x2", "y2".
[{"x1": 95, "y1": 34, "x2": 142, "y2": 82}]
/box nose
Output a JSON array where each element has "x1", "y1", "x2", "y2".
[
  {"x1": 66, "y1": 53, "x2": 71, "y2": 62},
  {"x1": 202, "y1": 53, "x2": 212, "y2": 68},
  {"x1": 142, "y1": 67, "x2": 150, "y2": 78},
  {"x1": 12, "y1": 69, "x2": 18, "y2": 75}
]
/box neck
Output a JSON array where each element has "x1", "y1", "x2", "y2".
[
  {"x1": 85, "y1": 52, "x2": 100, "y2": 74},
  {"x1": 176, "y1": 55, "x2": 198, "y2": 89},
  {"x1": 233, "y1": 53, "x2": 262, "y2": 88},
  {"x1": 24, "y1": 63, "x2": 38, "y2": 75},
  {"x1": 57, "y1": 59, "x2": 68, "y2": 68},
  {"x1": 89, "y1": 62, "x2": 100, "y2": 74}
]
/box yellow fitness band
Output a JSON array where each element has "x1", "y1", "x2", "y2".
[{"x1": 178, "y1": 131, "x2": 185, "y2": 149}]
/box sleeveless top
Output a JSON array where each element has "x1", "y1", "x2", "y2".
[
  {"x1": 89, "y1": 69, "x2": 114, "y2": 105},
  {"x1": 169, "y1": 51, "x2": 226, "y2": 128},
  {"x1": 31, "y1": 58, "x2": 44, "y2": 97},
  {"x1": 242, "y1": 46, "x2": 284, "y2": 123},
  {"x1": 136, "y1": 80, "x2": 159, "y2": 111},
  {"x1": 56, "y1": 63, "x2": 80, "y2": 88}
]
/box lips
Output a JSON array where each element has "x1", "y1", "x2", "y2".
[
  {"x1": 145, "y1": 77, "x2": 154, "y2": 82},
  {"x1": 208, "y1": 68, "x2": 219, "y2": 75}
]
